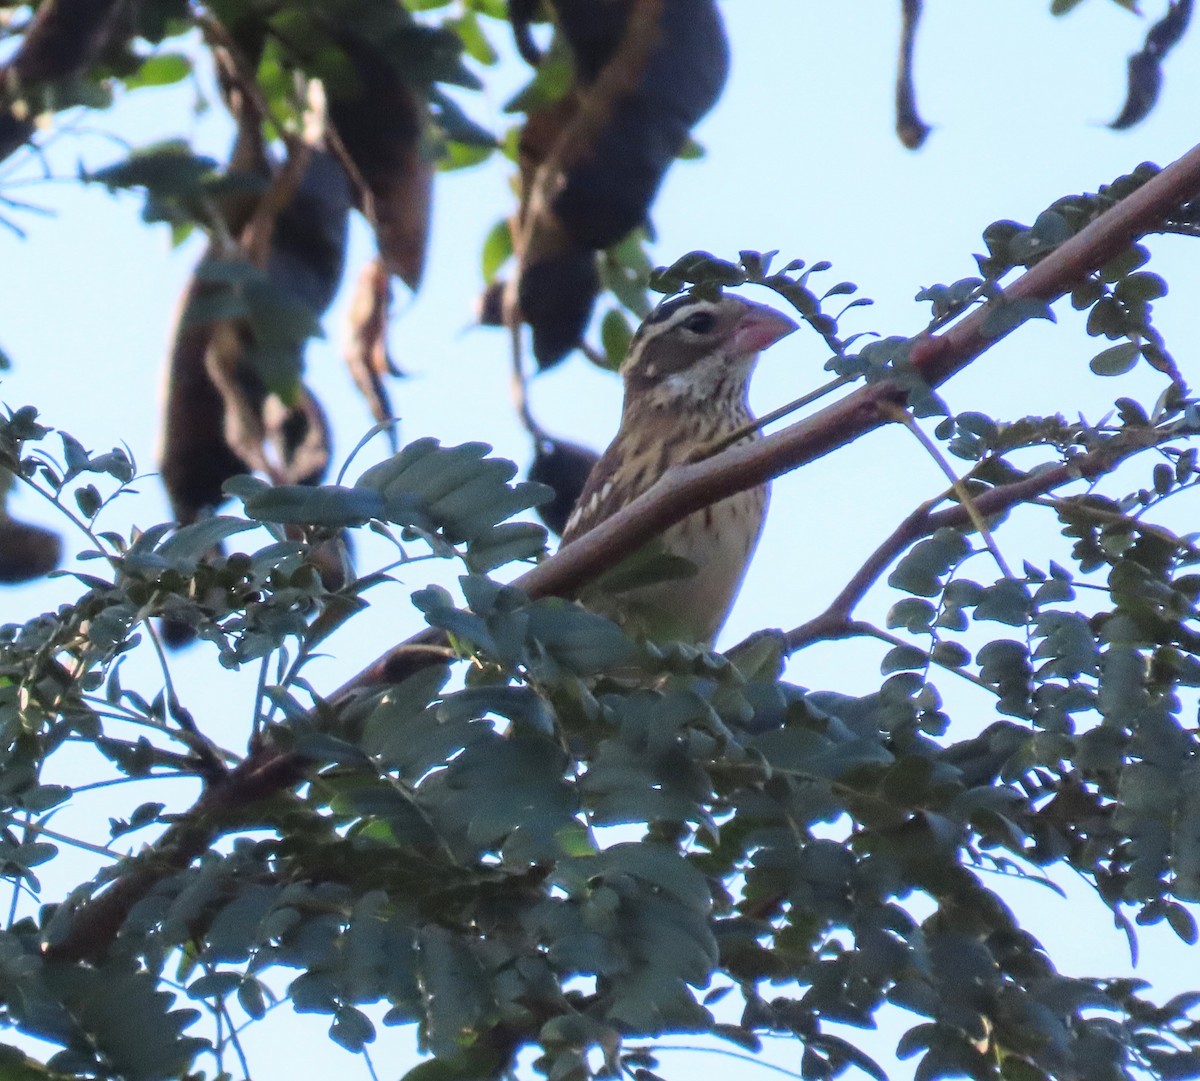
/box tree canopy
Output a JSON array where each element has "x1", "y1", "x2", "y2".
[{"x1": 3, "y1": 2, "x2": 1200, "y2": 1081}]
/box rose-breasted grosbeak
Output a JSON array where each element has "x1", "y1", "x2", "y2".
[{"x1": 560, "y1": 293, "x2": 798, "y2": 644}]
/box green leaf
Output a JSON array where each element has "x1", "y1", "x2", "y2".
[
  {"x1": 362, "y1": 665, "x2": 469, "y2": 775},
  {"x1": 601, "y1": 308, "x2": 633, "y2": 367},
  {"x1": 976, "y1": 639, "x2": 1033, "y2": 718},
  {"x1": 432, "y1": 734, "x2": 577, "y2": 859},
  {"x1": 974, "y1": 579, "x2": 1033, "y2": 626},
  {"x1": 525, "y1": 600, "x2": 641, "y2": 675},
  {"x1": 480, "y1": 220, "x2": 512, "y2": 282},
  {"x1": 439, "y1": 685, "x2": 554, "y2": 737},
  {"x1": 439, "y1": 140, "x2": 493, "y2": 171},
  {"x1": 888, "y1": 598, "x2": 937, "y2": 633},
  {"x1": 186, "y1": 972, "x2": 241, "y2": 1000},
  {"x1": 930, "y1": 640, "x2": 970, "y2": 668},
  {"x1": 0, "y1": 1042, "x2": 79, "y2": 1081},
  {"x1": 237, "y1": 978, "x2": 268, "y2": 1020},
  {"x1": 74, "y1": 484, "x2": 101, "y2": 518},
  {"x1": 88, "y1": 141, "x2": 217, "y2": 194},
  {"x1": 1164, "y1": 902, "x2": 1199, "y2": 945},
  {"x1": 413, "y1": 586, "x2": 498, "y2": 655},
  {"x1": 980, "y1": 296, "x2": 1057, "y2": 339},
  {"x1": 155, "y1": 516, "x2": 259, "y2": 562},
  {"x1": 39, "y1": 961, "x2": 209, "y2": 1081},
  {"x1": 503, "y1": 40, "x2": 573, "y2": 112},
  {"x1": 1114, "y1": 271, "x2": 1168, "y2": 303},
  {"x1": 1086, "y1": 296, "x2": 1126, "y2": 338},
  {"x1": 448, "y1": 11, "x2": 497, "y2": 65},
  {"x1": 882, "y1": 644, "x2": 928, "y2": 675},
  {"x1": 330, "y1": 1006, "x2": 375, "y2": 1052},
  {"x1": 463, "y1": 520, "x2": 547, "y2": 572},
  {"x1": 650, "y1": 251, "x2": 747, "y2": 294},
  {"x1": 357, "y1": 439, "x2": 549, "y2": 550},
  {"x1": 888, "y1": 531, "x2": 969, "y2": 597},
  {"x1": 125, "y1": 53, "x2": 192, "y2": 90},
  {"x1": 241, "y1": 484, "x2": 384, "y2": 527},
  {"x1": 582, "y1": 739, "x2": 711, "y2": 830},
  {"x1": 204, "y1": 885, "x2": 280, "y2": 963},
  {"x1": 1033, "y1": 610, "x2": 1096, "y2": 677},
  {"x1": 1008, "y1": 209, "x2": 1073, "y2": 264},
  {"x1": 243, "y1": 277, "x2": 324, "y2": 345},
  {"x1": 603, "y1": 230, "x2": 654, "y2": 316},
  {"x1": 417, "y1": 926, "x2": 491, "y2": 1060},
  {"x1": 597, "y1": 843, "x2": 712, "y2": 912},
  {"x1": 1089, "y1": 341, "x2": 1140, "y2": 376}
]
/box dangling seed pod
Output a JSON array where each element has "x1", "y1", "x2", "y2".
[{"x1": 510, "y1": 0, "x2": 729, "y2": 368}]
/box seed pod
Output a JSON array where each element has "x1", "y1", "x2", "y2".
[
  {"x1": 160, "y1": 147, "x2": 349, "y2": 526},
  {"x1": 342, "y1": 258, "x2": 400, "y2": 433},
  {"x1": 518, "y1": 248, "x2": 600, "y2": 370},
  {"x1": 528, "y1": 433, "x2": 601, "y2": 537},
  {"x1": 1110, "y1": 0, "x2": 1192, "y2": 130},
  {"x1": 268, "y1": 148, "x2": 352, "y2": 317},
  {"x1": 549, "y1": 0, "x2": 729, "y2": 249},
  {"x1": 0, "y1": 469, "x2": 60, "y2": 583},
  {"x1": 159, "y1": 273, "x2": 253, "y2": 526},
  {"x1": 0, "y1": 0, "x2": 129, "y2": 161},
  {"x1": 327, "y1": 35, "x2": 434, "y2": 290},
  {"x1": 511, "y1": 0, "x2": 728, "y2": 367},
  {"x1": 264, "y1": 388, "x2": 331, "y2": 488}
]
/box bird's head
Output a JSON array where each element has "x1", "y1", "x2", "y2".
[{"x1": 620, "y1": 293, "x2": 799, "y2": 407}]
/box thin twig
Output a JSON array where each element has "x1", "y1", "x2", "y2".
[
  {"x1": 145, "y1": 618, "x2": 230, "y2": 781},
  {"x1": 690, "y1": 374, "x2": 852, "y2": 461},
  {"x1": 878, "y1": 399, "x2": 1015, "y2": 579},
  {"x1": 782, "y1": 423, "x2": 1169, "y2": 653},
  {"x1": 509, "y1": 315, "x2": 541, "y2": 439},
  {"x1": 782, "y1": 493, "x2": 942, "y2": 652},
  {"x1": 1034, "y1": 494, "x2": 1200, "y2": 557},
  {"x1": 24, "y1": 820, "x2": 123, "y2": 860}
]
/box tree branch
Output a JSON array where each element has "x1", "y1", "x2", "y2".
[
  {"x1": 509, "y1": 144, "x2": 1200, "y2": 605},
  {"x1": 45, "y1": 140, "x2": 1200, "y2": 965},
  {"x1": 782, "y1": 422, "x2": 1170, "y2": 652}
]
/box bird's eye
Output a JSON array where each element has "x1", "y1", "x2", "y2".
[{"x1": 681, "y1": 310, "x2": 716, "y2": 334}]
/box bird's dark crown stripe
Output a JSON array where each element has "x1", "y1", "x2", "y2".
[{"x1": 645, "y1": 293, "x2": 708, "y2": 324}]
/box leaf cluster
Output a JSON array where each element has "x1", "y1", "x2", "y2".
[
  {"x1": 7, "y1": 324, "x2": 1200, "y2": 1080},
  {"x1": 5, "y1": 8, "x2": 1200, "y2": 1081}
]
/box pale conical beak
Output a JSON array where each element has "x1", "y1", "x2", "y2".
[{"x1": 730, "y1": 300, "x2": 800, "y2": 356}]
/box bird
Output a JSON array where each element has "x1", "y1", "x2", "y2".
[{"x1": 559, "y1": 292, "x2": 798, "y2": 644}]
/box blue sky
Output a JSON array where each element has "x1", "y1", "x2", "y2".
[{"x1": 3, "y1": 1, "x2": 1200, "y2": 1077}]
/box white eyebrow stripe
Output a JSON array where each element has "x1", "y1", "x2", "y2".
[{"x1": 622, "y1": 298, "x2": 723, "y2": 371}]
